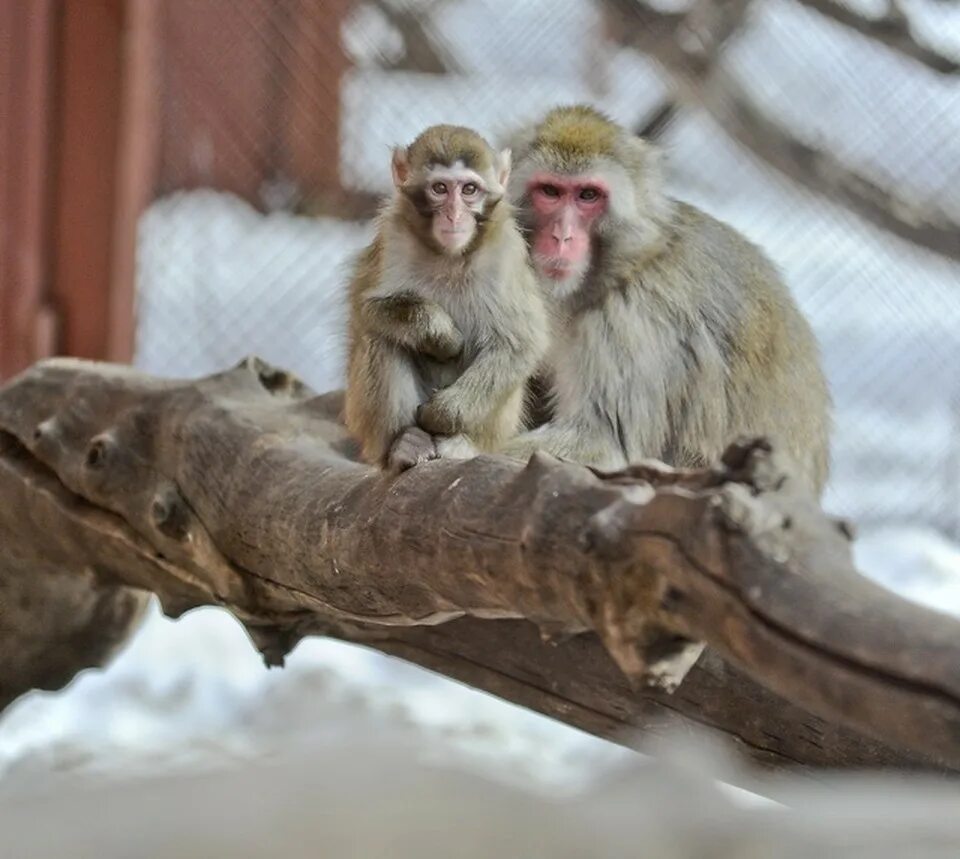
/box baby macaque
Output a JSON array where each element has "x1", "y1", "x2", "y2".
[{"x1": 344, "y1": 124, "x2": 549, "y2": 471}]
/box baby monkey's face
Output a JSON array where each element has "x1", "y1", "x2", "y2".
[
  {"x1": 391, "y1": 126, "x2": 511, "y2": 259},
  {"x1": 422, "y1": 164, "x2": 489, "y2": 255}
]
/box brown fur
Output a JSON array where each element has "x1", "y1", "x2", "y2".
[
  {"x1": 393, "y1": 125, "x2": 506, "y2": 259},
  {"x1": 344, "y1": 125, "x2": 549, "y2": 469}
]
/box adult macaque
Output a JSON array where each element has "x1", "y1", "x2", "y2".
[
  {"x1": 500, "y1": 105, "x2": 831, "y2": 495},
  {"x1": 344, "y1": 124, "x2": 549, "y2": 471}
]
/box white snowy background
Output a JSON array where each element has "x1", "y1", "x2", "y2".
[{"x1": 3, "y1": 0, "x2": 960, "y2": 804}]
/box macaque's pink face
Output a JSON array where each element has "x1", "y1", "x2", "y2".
[
  {"x1": 424, "y1": 168, "x2": 487, "y2": 254},
  {"x1": 527, "y1": 173, "x2": 608, "y2": 281}
]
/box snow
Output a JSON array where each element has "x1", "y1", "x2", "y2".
[
  {"x1": 134, "y1": 190, "x2": 370, "y2": 394},
  {"x1": 855, "y1": 526, "x2": 960, "y2": 613},
  {"x1": 4, "y1": 0, "x2": 960, "y2": 803},
  {"x1": 0, "y1": 602, "x2": 635, "y2": 797},
  {"x1": 733, "y1": 1, "x2": 960, "y2": 217}
]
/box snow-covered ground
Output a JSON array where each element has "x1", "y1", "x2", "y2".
[
  {"x1": 4, "y1": 0, "x2": 960, "y2": 800},
  {"x1": 0, "y1": 601, "x2": 633, "y2": 797}
]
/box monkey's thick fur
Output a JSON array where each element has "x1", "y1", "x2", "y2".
[
  {"x1": 502, "y1": 106, "x2": 831, "y2": 495},
  {"x1": 344, "y1": 125, "x2": 548, "y2": 468}
]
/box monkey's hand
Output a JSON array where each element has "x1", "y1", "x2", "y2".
[
  {"x1": 417, "y1": 314, "x2": 464, "y2": 363},
  {"x1": 384, "y1": 426, "x2": 439, "y2": 473},
  {"x1": 416, "y1": 389, "x2": 466, "y2": 437}
]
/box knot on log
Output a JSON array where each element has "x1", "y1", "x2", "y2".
[
  {"x1": 717, "y1": 437, "x2": 857, "y2": 546},
  {"x1": 32, "y1": 417, "x2": 57, "y2": 445},
  {"x1": 85, "y1": 432, "x2": 116, "y2": 470},
  {"x1": 581, "y1": 483, "x2": 702, "y2": 690},
  {"x1": 151, "y1": 484, "x2": 192, "y2": 543},
  {"x1": 244, "y1": 623, "x2": 307, "y2": 668},
  {"x1": 720, "y1": 436, "x2": 788, "y2": 493},
  {"x1": 714, "y1": 485, "x2": 792, "y2": 563}
]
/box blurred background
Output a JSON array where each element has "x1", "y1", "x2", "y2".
[{"x1": 1, "y1": 0, "x2": 959, "y2": 804}]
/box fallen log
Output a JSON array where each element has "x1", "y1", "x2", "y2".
[{"x1": 0, "y1": 357, "x2": 957, "y2": 773}]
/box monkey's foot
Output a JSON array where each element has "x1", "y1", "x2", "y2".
[
  {"x1": 385, "y1": 427, "x2": 439, "y2": 472},
  {"x1": 435, "y1": 434, "x2": 479, "y2": 460}
]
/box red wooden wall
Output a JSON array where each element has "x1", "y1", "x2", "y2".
[
  {"x1": 0, "y1": 0, "x2": 57, "y2": 378},
  {"x1": 0, "y1": 0, "x2": 349, "y2": 380}
]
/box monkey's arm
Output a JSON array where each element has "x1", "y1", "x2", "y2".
[
  {"x1": 345, "y1": 339, "x2": 437, "y2": 471},
  {"x1": 499, "y1": 419, "x2": 627, "y2": 470},
  {"x1": 417, "y1": 337, "x2": 538, "y2": 437},
  {"x1": 361, "y1": 293, "x2": 463, "y2": 362}
]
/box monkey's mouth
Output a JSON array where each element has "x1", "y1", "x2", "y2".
[
  {"x1": 436, "y1": 228, "x2": 474, "y2": 255},
  {"x1": 536, "y1": 256, "x2": 579, "y2": 279}
]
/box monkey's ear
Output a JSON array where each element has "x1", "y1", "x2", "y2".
[
  {"x1": 496, "y1": 148, "x2": 512, "y2": 190},
  {"x1": 391, "y1": 147, "x2": 410, "y2": 189}
]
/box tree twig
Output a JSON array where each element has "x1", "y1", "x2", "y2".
[{"x1": 795, "y1": 0, "x2": 960, "y2": 75}]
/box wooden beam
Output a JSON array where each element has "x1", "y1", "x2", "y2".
[
  {"x1": 0, "y1": 0, "x2": 57, "y2": 379},
  {"x1": 47, "y1": 0, "x2": 157, "y2": 365},
  {"x1": 279, "y1": 0, "x2": 352, "y2": 199},
  {"x1": 157, "y1": 0, "x2": 351, "y2": 209},
  {"x1": 109, "y1": 0, "x2": 161, "y2": 362}
]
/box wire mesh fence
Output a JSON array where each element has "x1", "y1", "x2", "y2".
[{"x1": 132, "y1": 0, "x2": 960, "y2": 536}]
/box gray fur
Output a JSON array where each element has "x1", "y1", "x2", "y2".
[{"x1": 501, "y1": 107, "x2": 831, "y2": 495}]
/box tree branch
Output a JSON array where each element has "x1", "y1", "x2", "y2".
[
  {"x1": 0, "y1": 357, "x2": 958, "y2": 774},
  {"x1": 795, "y1": 0, "x2": 960, "y2": 76},
  {"x1": 602, "y1": 0, "x2": 960, "y2": 262},
  {"x1": 632, "y1": 1, "x2": 752, "y2": 147},
  {"x1": 369, "y1": 0, "x2": 462, "y2": 75}
]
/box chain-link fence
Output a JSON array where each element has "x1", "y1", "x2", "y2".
[{"x1": 132, "y1": 0, "x2": 960, "y2": 537}]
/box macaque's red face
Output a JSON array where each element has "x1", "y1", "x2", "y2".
[
  {"x1": 424, "y1": 167, "x2": 488, "y2": 254},
  {"x1": 527, "y1": 173, "x2": 608, "y2": 281}
]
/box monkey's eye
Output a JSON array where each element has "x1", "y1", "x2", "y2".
[
  {"x1": 540, "y1": 184, "x2": 561, "y2": 198},
  {"x1": 579, "y1": 187, "x2": 601, "y2": 202},
  {"x1": 431, "y1": 182, "x2": 447, "y2": 195},
  {"x1": 462, "y1": 182, "x2": 479, "y2": 197}
]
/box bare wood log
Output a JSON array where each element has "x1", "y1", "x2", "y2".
[
  {"x1": 603, "y1": 0, "x2": 960, "y2": 263},
  {"x1": 795, "y1": 0, "x2": 960, "y2": 75},
  {"x1": 0, "y1": 357, "x2": 958, "y2": 774},
  {"x1": 0, "y1": 546, "x2": 148, "y2": 714}
]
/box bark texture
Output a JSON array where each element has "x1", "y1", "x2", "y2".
[{"x1": 1, "y1": 357, "x2": 958, "y2": 774}]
